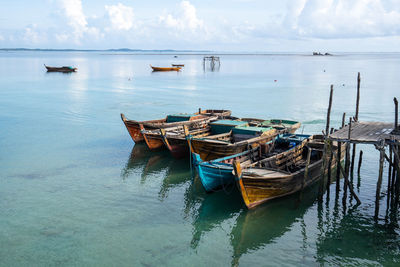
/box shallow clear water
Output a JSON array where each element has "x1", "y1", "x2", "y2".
[{"x1": 0, "y1": 51, "x2": 399, "y2": 266}]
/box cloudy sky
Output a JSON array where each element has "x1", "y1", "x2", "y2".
[{"x1": 1, "y1": 0, "x2": 400, "y2": 51}]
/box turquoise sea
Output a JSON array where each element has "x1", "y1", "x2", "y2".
[{"x1": 0, "y1": 51, "x2": 399, "y2": 266}]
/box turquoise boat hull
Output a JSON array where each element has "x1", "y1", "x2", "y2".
[{"x1": 192, "y1": 150, "x2": 250, "y2": 192}]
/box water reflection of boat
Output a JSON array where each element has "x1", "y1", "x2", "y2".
[
  {"x1": 158, "y1": 159, "x2": 192, "y2": 200},
  {"x1": 190, "y1": 186, "x2": 243, "y2": 248},
  {"x1": 121, "y1": 144, "x2": 172, "y2": 182},
  {"x1": 121, "y1": 144, "x2": 192, "y2": 199},
  {"x1": 230, "y1": 185, "x2": 318, "y2": 266}
]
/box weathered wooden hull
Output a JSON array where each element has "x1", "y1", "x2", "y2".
[
  {"x1": 236, "y1": 144, "x2": 345, "y2": 209},
  {"x1": 237, "y1": 160, "x2": 323, "y2": 208},
  {"x1": 121, "y1": 114, "x2": 167, "y2": 143},
  {"x1": 45, "y1": 65, "x2": 77, "y2": 72},
  {"x1": 151, "y1": 65, "x2": 181, "y2": 71},
  {"x1": 142, "y1": 131, "x2": 166, "y2": 150},
  {"x1": 121, "y1": 112, "x2": 223, "y2": 144},
  {"x1": 162, "y1": 137, "x2": 189, "y2": 159},
  {"x1": 190, "y1": 132, "x2": 276, "y2": 161}
]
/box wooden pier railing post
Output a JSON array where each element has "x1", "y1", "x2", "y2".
[
  {"x1": 343, "y1": 118, "x2": 352, "y2": 203},
  {"x1": 336, "y1": 139, "x2": 342, "y2": 195},
  {"x1": 357, "y1": 150, "x2": 363, "y2": 176},
  {"x1": 320, "y1": 85, "x2": 334, "y2": 199},
  {"x1": 342, "y1": 112, "x2": 346, "y2": 128},
  {"x1": 331, "y1": 148, "x2": 361, "y2": 205},
  {"x1": 394, "y1": 97, "x2": 398, "y2": 132},
  {"x1": 387, "y1": 146, "x2": 392, "y2": 206},
  {"x1": 393, "y1": 144, "x2": 400, "y2": 206},
  {"x1": 375, "y1": 140, "x2": 385, "y2": 219},
  {"x1": 351, "y1": 73, "x2": 361, "y2": 177},
  {"x1": 326, "y1": 85, "x2": 333, "y2": 135}
]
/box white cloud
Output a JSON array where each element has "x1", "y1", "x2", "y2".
[
  {"x1": 105, "y1": 3, "x2": 135, "y2": 31},
  {"x1": 58, "y1": 0, "x2": 100, "y2": 43},
  {"x1": 290, "y1": 0, "x2": 400, "y2": 38},
  {"x1": 22, "y1": 25, "x2": 47, "y2": 44},
  {"x1": 0, "y1": 34, "x2": 4, "y2": 41},
  {"x1": 159, "y1": 1, "x2": 204, "y2": 32}
]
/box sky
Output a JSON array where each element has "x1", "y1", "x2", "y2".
[{"x1": 1, "y1": 0, "x2": 400, "y2": 51}]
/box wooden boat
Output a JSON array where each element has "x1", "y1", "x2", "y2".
[
  {"x1": 188, "y1": 126, "x2": 278, "y2": 161},
  {"x1": 157, "y1": 119, "x2": 249, "y2": 159},
  {"x1": 150, "y1": 65, "x2": 181, "y2": 71},
  {"x1": 140, "y1": 116, "x2": 217, "y2": 151},
  {"x1": 120, "y1": 109, "x2": 231, "y2": 143},
  {"x1": 44, "y1": 64, "x2": 77, "y2": 72},
  {"x1": 193, "y1": 134, "x2": 311, "y2": 192},
  {"x1": 232, "y1": 135, "x2": 345, "y2": 209},
  {"x1": 171, "y1": 64, "x2": 184, "y2": 67}
]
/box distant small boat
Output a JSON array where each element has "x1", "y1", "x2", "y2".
[
  {"x1": 171, "y1": 64, "x2": 184, "y2": 67},
  {"x1": 44, "y1": 64, "x2": 77, "y2": 72},
  {"x1": 150, "y1": 65, "x2": 181, "y2": 71}
]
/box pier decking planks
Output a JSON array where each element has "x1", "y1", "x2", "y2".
[{"x1": 329, "y1": 121, "x2": 399, "y2": 144}]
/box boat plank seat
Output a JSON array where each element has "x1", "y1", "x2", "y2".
[{"x1": 242, "y1": 169, "x2": 290, "y2": 178}]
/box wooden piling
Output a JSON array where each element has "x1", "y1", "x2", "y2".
[
  {"x1": 393, "y1": 144, "x2": 400, "y2": 205},
  {"x1": 331, "y1": 148, "x2": 361, "y2": 205},
  {"x1": 355, "y1": 72, "x2": 361, "y2": 121},
  {"x1": 350, "y1": 73, "x2": 361, "y2": 177},
  {"x1": 357, "y1": 150, "x2": 363, "y2": 176},
  {"x1": 319, "y1": 85, "x2": 334, "y2": 199},
  {"x1": 342, "y1": 113, "x2": 346, "y2": 128},
  {"x1": 394, "y1": 97, "x2": 398, "y2": 131},
  {"x1": 326, "y1": 85, "x2": 334, "y2": 135},
  {"x1": 336, "y1": 139, "x2": 342, "y2": 194},
  {"x1": 387, "y1": 146, "x2": 392, "y2": 204},
  {"x1": 343, "y1": 118, "x2": 352, "y2": 199},
  {"x1": 326, "y1": 140, "x2": 333, "y2": 198},
  {"x1": 375, "y1": 141, "x2": 385, "y2": 218}
]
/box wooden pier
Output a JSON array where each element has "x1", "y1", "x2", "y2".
[
  {"x1": 320, "y1": 72, "x2": 400, "y2": 219},
  {"x1": 203, "y1": 56, "x2": 220, "y2": 71},
  {"x1": 329, "y1": 122, "x2": 398, "y2": 145}
]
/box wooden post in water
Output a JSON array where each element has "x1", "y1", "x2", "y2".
[
  {"x1": 326, "y1": 85, "x2": 334, "y2": 135},
  {"x1": 326, "y1": 140, "x2": 333, "y2": 198},
  {"x1": 355, "y1": 72, "x2": 361, "y2": 120},
  {"x1": 335, "y1": 112, "x2": 346, "y2": 195},
  {"x1": 375, "y1": 140, "x2": 385, "y2": 219},
  {"x1": 394, "y1": 97, "x2": 398, "y2": 132},
  {"x1": 343, "y1": 118, "x2": 352, "y2": 203},
  {"x1": 342, "y1": 113, "x2": 346, "y2": 128},
  {"x1": 387, "y1": 146, "x2": 392, "y2": 205},
  {"x1": 320, "y1": 85, "x2": 334, "y2": 199},
  {"x1": 357, "y1": 150, "x2": 363, "y2": 176},
  {"x1": 393, "y1": 144, "x2": 400, "y2": 206},
  {"x1": 351, "y1": 73, "x2": 361, "y2": 176},
  {"x1": 392, "y1": 143, "x2": 398, "y2": 197},
  {"x1": 336, "y1": 138, "x2": 342, "y2": 195}
]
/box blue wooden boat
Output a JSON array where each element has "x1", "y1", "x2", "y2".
[{"x1": 192, "y1": 134, "x2": 311, "y2": 192}]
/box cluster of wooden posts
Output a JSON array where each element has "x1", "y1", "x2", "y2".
[
  {"x1": 318, "y1": 72, "x2": 400, "y2": 219},
  {"x1": 203, "y1": 56, "x2": 220, "y2": 71}
]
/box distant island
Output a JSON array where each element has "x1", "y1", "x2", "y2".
[
  {"x1": 0, "y1": 48, "x2": 211, "y2": 53},
  {"x1": 313, "y1": 52, "x2": 333, "y2": 56}
]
